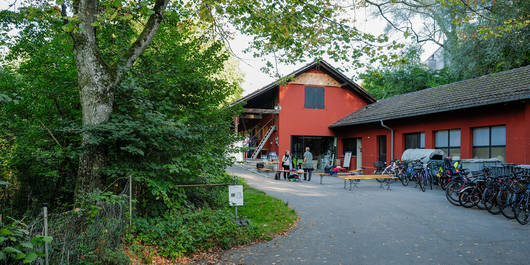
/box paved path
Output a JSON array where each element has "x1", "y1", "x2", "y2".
[{"x1": 213, "y1": 166, "x2": 530, "y2": 265}]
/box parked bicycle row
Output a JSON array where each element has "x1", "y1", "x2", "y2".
[
  {"x1": 376, "y1": 158, "x2": 461, "y2": 192},
  {"x1": 378, "y1": 158, "x2": 530, "y2": 225},
  {"x1": 445, "y1": 164, "x2": 530, "y2": 225}
]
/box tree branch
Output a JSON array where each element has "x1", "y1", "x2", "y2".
[{"x1": 113, "y1": 0, "x2": 170, "y2": 87}]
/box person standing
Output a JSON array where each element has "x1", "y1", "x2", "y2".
[
  {"x1": 281, "y1": 150, "x2": 292, "y2": 180},
  {"x1": 303, "y1": 147, "x2": 314, "y2": 181}
]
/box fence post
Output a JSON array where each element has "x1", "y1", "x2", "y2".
[
  {"x1": 129, "y1": 174, "x2": 132, "y2": 227},
  {"x1": 233, "y1": 175, "x2": 238, "y2": 220},
  {"x1": 43, "y1": 203, "x2": 49, "y2": 265}
]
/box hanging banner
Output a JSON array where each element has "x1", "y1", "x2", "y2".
[{"x1": 228, "y1": 185, "x2": 244, "y2": 206}]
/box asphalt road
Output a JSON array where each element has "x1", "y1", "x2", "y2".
[{"x1": 211, "y1": 166, "x2": 530, "y2": 265}]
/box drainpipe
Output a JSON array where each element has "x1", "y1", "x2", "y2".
[{"x1": 380, "y1": 120, "x2": 394, "y2": 161}]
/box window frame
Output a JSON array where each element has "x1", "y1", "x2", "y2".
[
  {"x1": 472, "y1": 125, "x2": 506, "y2": 159},
  {"x1": 304, "y1": 86, "x2": 325, "y2": 109},
  {"x1": 435, "y1": 129, "x2": 461, "y2": 157},
  {"x1": 404, "y1": 132, "x2": 425, "y2": 150}
]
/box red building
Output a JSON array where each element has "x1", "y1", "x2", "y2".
[
  {"x1": 235, "y1": 61, "x2": 530, "y2": 169},
  {"x1": 234, "y1": 60, "x2": 374, "y2": 166}
]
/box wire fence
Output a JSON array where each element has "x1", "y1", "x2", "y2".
[{"x1": 25, "y1": 178, "x2": 131, "y2": 265}]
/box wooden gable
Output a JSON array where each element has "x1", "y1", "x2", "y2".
[{"x1": 288, "y1": 71, "x2": 342, "y2": 87}]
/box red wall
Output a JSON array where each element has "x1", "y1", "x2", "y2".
[
  {"x1": 334, "y1": 101, "x2": 530, "y2": 168},
  {"x1": 277, "y1": 73, "x2": 370, "y2": 160}
]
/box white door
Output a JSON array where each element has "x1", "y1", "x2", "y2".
[{"x1": 356, "y1": 138, "x2": 362, "y2": 170}]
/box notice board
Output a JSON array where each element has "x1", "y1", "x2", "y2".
[{"x1": 228, "y1": 185, "x2": 244, "y2": 206}]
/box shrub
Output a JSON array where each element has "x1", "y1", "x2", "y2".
[
  {"x1": 131, "y1": 208, "x2": 258, "y2": 259},
  {"x1": 0, "y1": 219, "x2": 52, "y2": 264}
]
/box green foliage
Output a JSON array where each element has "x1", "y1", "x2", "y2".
[
  {"x1": 360, "y1": 47, "x2": 457, "y2": 99},
  {"x1": 446, "y1": 0, "x2": 530, "y2": 79},
  {"x1": 0, "y1": 219, "x2": 51, "y2": 264},
  {"x1": 131, "y1": 209, "x2": 255, "y2": 259},
  {"x1": 375, "y1": 0, "x2": 529, "y2": 80},
  {"x1": 0, "y1": 5, "x2": 243, "y2": 216}
]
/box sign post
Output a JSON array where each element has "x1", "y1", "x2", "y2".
[{"x1": 229, "y1": 176, "x2": 247, "y2": 226}]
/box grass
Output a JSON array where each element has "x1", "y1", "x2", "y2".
[{"x1": 236, "y1": 178, "x2": 298, "y2": 240}]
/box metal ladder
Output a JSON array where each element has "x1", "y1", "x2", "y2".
[{"x1": 251, "y1": 125, "x2": 276, "y2": 159}]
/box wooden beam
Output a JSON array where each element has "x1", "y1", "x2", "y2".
[{"x1": 243, "y1": 108, "x2": 279, "y2": 114}]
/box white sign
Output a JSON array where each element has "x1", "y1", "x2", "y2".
[
  {"x1": 228, "y1": 185, "x2": 244, "y2": 206},
  {"x1": 343, "y1": 152, "x2": 352, "y2": 168}
]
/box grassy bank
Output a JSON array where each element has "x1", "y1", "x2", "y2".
[
  {"x1": 236, "y1": 179, "x2": 298, "y2": 240},
  {"x1": 129, "y1": 177, "x2": 298, "y2": 264}
]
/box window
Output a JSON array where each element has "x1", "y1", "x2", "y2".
[
  {"x1": 435, "y1": 129, "x2": 461, "y2": 159},
  {"x1": 304, "y1": 86, "x2": 324, "y2": 109},
  {"x1": 405, "y1": 132, "x2": 425, "y2": 149},
  {"x1": 473, "y1": 126, "x2": 506, "y2": 162},
  {"x1": 342, "y1": 138, "x2": 357, "y2": 156}
]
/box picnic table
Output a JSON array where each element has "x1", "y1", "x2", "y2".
[
  {"x1": 337, "y1": 174, "x2": 398, "y2": 191},
  {"x1": 316, "y1": 168, "x2": 371, "y2": 184}
]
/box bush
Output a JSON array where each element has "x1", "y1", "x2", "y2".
[
  {"x1": 0, "y1": 219, "x2": 52, "y2": 264},
  {"x1": 131, "y1": 208, "x2": 258, "y2": 259}
]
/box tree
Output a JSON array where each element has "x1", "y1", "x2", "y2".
[
  {"x1": 360, "y1": 46, "x2": 456, "y2": 99},
  {"x1": 365, "y1": 0, "x2": 529, "y2": 78},
  {"x1": 2, "y1": 0, "x2": 405, "y2": 197}
]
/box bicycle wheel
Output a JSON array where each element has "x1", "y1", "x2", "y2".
[
  {"x1": 428, "y1": 174, "x2": 433, "y2": 190},
  {"x1": 514, "y1": 195, "x2": 530, "y2": 225},
  {"x1": 399, "y1": 172, "x2": 409, "y2": 186},
  {"x1": 485, "y1": 190, "x2": 501, "y2": 215},
  {"x1": 418, "y1": 174, "x2": 425, "y2": 192},
  {"x1": 498, "y1": 190, "x2": 515, "y2": 219},
  {"x1": 459, "y1": 187, "x2": 476, "y2": 208},
  {"x1": 377, "y1": 167, "x2": 391, "y2": 183},
  {"x1": 474, "y1": 188, "x2": 486, "y2": 210},
  {"x1": 440, "y1": 176, "x2": 449, "y2": 190},
  {"x1": 446, "y1": 181, "x2": 462, "y2": 206}
]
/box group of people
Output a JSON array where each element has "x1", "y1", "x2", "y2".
[{"x1": 281, "y1": 147, "x2": 314, "y2": 181}]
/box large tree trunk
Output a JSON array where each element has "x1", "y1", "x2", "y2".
[
  {"x1": 70, "y1": 0, "x2": 169, "y2": 196},
  {"x1": 74, "y1": 48, "x2": 114, "y2": 193},
  {"x1": 72, "y1": 0, "x2": 115, "y2": 194}
]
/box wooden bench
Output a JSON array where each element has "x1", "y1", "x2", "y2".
[
  {"x1": 317, "y1": 168, "x2": 372, "y2": 185},
  {"x1": 317, "y1": 169, "x2": 366, "y2": 185},
  {"x1": 338, "y1": 174, "x2": 398, "y2": 191}
]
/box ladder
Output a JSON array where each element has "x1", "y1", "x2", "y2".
[{"x1": 251, "y1": 125, "x2": 276, "y2": 159}]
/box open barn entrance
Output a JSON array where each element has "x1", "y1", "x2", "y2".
[{"x1": 290, "y1": 135, "x2": 336, "y2": 170}]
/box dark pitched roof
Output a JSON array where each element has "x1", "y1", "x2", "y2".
[
  {"x1": 232, "y1": 60, "x2": 376, "y2": 105},
  {"x1": 330, "y1": 65, "x2": 530, "y2": 128}
]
